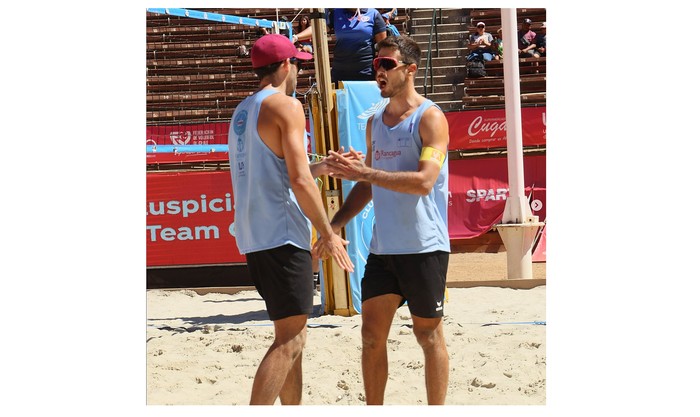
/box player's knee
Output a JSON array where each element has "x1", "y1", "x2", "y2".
[
  {"x1": 361, "y1": 324, "x2": 387, "y2": 350},
  {"x1": 295, "y1": 329, "x2": 307, "y2": 349},
  {"x1": 274, "y1": 329, "x2": 307, "y2": 357},
  {"x1": 413, "y1": 325, "x2": 443, "y2": 349}
]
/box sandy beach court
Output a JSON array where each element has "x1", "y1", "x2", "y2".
[{"x1": 146, "y1": 283, "x2": 546, "y2": 405}]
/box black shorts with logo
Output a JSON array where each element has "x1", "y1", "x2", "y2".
[
  {"x1": 245, "y1": 244, "x2": 313, "y2": 321},
  {"x1": 361, "y1": 251, "x2": 449, "y2": 318}
]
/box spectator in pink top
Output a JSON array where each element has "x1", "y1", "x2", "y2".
[{"x1": 517, "y1": 18, "x2": 537, "y2": 57}]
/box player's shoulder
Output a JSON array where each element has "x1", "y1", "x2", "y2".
[
  {"x1": 263, "y1": 92, "x2": 302, "y2": 112},
  {"x1": 418, "y1": 102, "x2": 448, "y2": 132},
  {"x1": 422, "y1": 101, "x2": 447, "y2": 120}
]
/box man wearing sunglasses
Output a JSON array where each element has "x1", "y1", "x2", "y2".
[
  {"x1": 227, "y1": 34, "x2": 355, "y2": 405},
  {"x1": 323, "y1": 35, "x2": 451, "y2": 405}
]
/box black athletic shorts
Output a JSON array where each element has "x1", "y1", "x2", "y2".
[
  {"x1": 361, "y1": 251, "x2": 449, "y2": 318},
  {"x1": 245, "y1": 244, "x2": 313, "y2": 321}
]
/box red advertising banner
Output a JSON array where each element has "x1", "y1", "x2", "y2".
[
  {"x1": 146, "y1": 155, "x2": 546, "y2": 266},
  {"x1": 146, "y1": 120, "x2": 310, "y2": 147},
  {"x1": 448, "y1": 154, "x2": 546, "y2": 239},
  {"x1": 146, "y1": 170, "x2": 246, "y2": 267},
  {"x1": 146, "y1": 122, "x2": 230, "y2": 146},
  {"x1": 144, "y1": 109, "x2": 545, "y2": 164},
  {"x1": 445, "y1": 107, "x2": 546, "y2": 151}
]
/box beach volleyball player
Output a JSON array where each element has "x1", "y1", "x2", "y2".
[{"x1": 227, "y1": 34, "x2": 354, "y2": 405}]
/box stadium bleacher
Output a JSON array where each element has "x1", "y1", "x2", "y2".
[{"x1": 146, "y1": 8, "x2": 545, "y2": 123}]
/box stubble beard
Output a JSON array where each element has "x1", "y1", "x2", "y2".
[{"x1": 380, "y1": 77, "x2": 405, "y2": 99}]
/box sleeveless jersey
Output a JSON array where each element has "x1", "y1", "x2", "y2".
[
  {"x1": 227, "y1": 89, "x2": 311, "y2": 254},
  {"x1": 369, "y1": 99, "x2": 450, "y2": 254}
]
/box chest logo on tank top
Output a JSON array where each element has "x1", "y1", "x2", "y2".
[
  {"x1": 397, "y1": 137, "x2": 411, "y2": 147},
  {"x1": 233, "y1": 110, "x2": 248, "y2": 136}
]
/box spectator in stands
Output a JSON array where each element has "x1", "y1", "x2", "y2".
[
  {"x1": 534, "y1": 21, "x2": 546, "y2": 57},
  {"x1": 227, "y1": 33, "x2": 354, "y2": 405},
  {"x1": 517, "y1": 18, "x2": 537, "y2": 57},
  {"x1": 382, "y1": 9, "x2": 401, "y2": 37},
  {"x1": 236, "y1": 44, "x2": 249, "y2": 57},
  {"x1": 493, "y1": 28, "x2": 503, "y2": 60},
  {"x1": 294, "y1": 9, "x2": 387, "y2": 85},
  {"x1": 467, "y1": 21, "x2": 495, "y2": 62},
  {"x1": 294, "y1": 14, "x2": 313, "y2": 54}
]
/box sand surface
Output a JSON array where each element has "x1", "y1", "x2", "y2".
[{"x1": 147, "y1": 251, "x2": 546, "y2": 406}]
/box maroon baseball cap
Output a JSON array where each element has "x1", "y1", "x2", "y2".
[{"x1": 250, "y1": 34, "x2": 313, "y2": 68}]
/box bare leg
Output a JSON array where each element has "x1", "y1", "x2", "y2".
[
  {"x1": 412, "y1": 316, "x2": 448, "y2": 404},
  {"x1": 361, "y1": 294, "x2": 402, "y2": 405},
  {"x1": 250, "y1": 314, "x2": 307, "y2": 405},
  {"x1": 279, "y1": 353, "x2": 303, "y2": 405}
]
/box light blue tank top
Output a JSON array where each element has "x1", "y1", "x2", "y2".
[
  {"x1": 227, "y1": 89, "x2": 311, "y2": 254},
  {"x1": 369, "y1": 99, "x2": 450, "y2": 254}
]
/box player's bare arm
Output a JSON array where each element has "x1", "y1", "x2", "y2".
[{"x1": 277, "y1": 96, "x2": 354, "y2": 272}]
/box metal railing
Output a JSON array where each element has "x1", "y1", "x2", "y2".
[{"x1": 422, "y1": 8, "x2": 441, "y2": 96}]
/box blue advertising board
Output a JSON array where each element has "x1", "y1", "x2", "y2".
[{"x1": 335, "y1": 81, "x2": 389, "y2": 313}]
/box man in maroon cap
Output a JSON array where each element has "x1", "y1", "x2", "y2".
[{"x1": 227, "y1": 34, "x2": 355, "y2": 405}]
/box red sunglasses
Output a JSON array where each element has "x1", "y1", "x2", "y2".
[{"x1": 372, "y1": 56, "x2": 409, "y2": 71}]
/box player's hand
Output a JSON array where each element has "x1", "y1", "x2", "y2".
[
  {"x1": 312, "y1": 232, "x2": 354, "y2": 273},
  {"x1": 325, "y1": 147, "x2": 368, "y2": 181},
  {"x1": 313, "y1": 146, "x2": 365, "y2": 177}
]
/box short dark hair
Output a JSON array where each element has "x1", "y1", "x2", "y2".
[
  {"x1": 376, "y1": 35, "x2": 422, "y2": 69},
  {"x1": 253, "y1": 60, "x2": 284, "y2": 79}
]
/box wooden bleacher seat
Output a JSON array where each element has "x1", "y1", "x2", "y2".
[
  {"x1": 469, "y1": 9, "x2": 502, "y2": 19},
  {"x1": 147, "y1": 56, "x2": 253, "y2": 69},
  {"x1": 481, "y1": 56, "x2": 546, "y2": 77},
  {"x1": 461, "y1": 36, "x2": 546, "y2": 111},
  {"x1": 468, "y1": 8, "x2": 546, "y2": 26},
  {"x1": 146, "y1": 41, "x2": 255, "y2": 60},
  {"x1": 147, "y1": 108, "x2": 238, "y2": 123},
  {"x1": 463, "y1": 74, "x2": 545, "y2": 97},
  {"x1": 146, "y1": 8, "x2": 546, "y2": 124},
  {"x1": 521, "y1": 92, "x2": 546, "y2": 104},
  {"x1": 147, "y1": 8, "x2": 315, "y2": 125},
  {"x1": 147, "y1": 8, "x2": 344, "y2": 124},
  {"x1": 147, "y1": 90, "x2": 255, "y2": 104},
  {"x1": 462, "y1": 91, "x2": 545, "y2": 109}
]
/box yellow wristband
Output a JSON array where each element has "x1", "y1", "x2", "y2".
[{"x1": 419, "y1": 146, "x2": 446, "y2": 167}]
